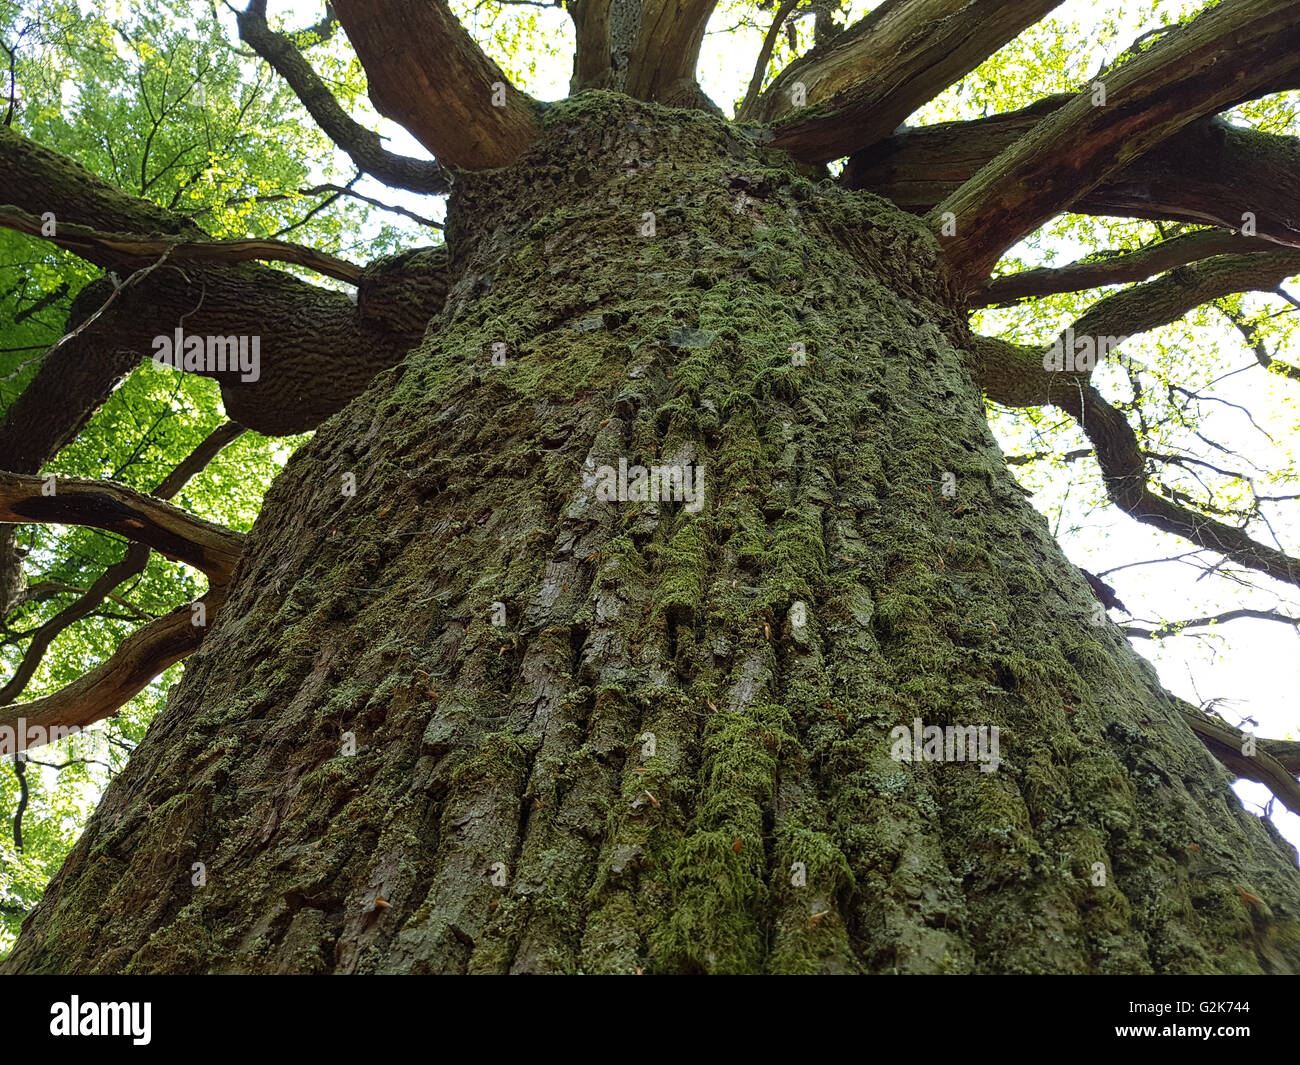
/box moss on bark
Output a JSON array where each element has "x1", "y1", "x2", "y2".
[{"x1": 5, "y1": 92, "x2": 1300, "y2": 975}]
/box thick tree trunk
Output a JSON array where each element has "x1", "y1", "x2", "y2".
[{"x1": 6, "y1": 93, "x2": 1300, "y2": 975}]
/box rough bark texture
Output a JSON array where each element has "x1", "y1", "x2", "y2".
[{"x1": 6, "y1": 95, "x2": 1300, "y2": 975}]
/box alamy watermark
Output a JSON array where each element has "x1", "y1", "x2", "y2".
[
  {"x1": 50, "y1": 996, "x2": 151, "y2": 1045},
  {"x1": 1042, "y1": 327, "x2": 1134, "y2": 373},
  {"x1": 593, "y1": 458, "x2": 705, "y2": 514},
  {"x1": 151, "y1": 327, "x2": 261, "y2": 382},
  {"x1": 890, "y1": 718, "x2": 1001, "y2": 773},
  {"x1": 0, "y1": 717, "x2": 82, "y2": 757}
]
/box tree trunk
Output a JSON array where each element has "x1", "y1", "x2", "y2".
[{"x1": 6, "y1": 92, "x2": 1300, "y2": 975}]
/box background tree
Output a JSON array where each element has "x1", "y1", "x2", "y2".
[{"x1": 1, "y1": 0, "x2": 1299, "y2": 973}]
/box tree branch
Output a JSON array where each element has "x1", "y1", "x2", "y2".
[
  {"x1": 0, "y1": 279, "x2": 142, "y2": 474},
  {"x1": 756, "y1": 0, "x2": 1065, "y2": 163},
  {"x1": 570, "y1": 0, "x2": 613, "y2": 93},
  {"x1": 1124, "y1": 607, "x2": 1300, "y2": 639},
  {"x1": 1075, "y1": 249, "x2": 1300, "y2": 347},
  {"x1": 0, "y1": 204, "x2": 363, "y2": 284},
  {"x1": 1, "y1": 424, "x2": 242, "y2": 712},
  {"x1": 932, "y1": 0, "x2": 1300, "y2": 288},
  {"x1": 623, "y1": 0, "x2": 720, "y2": 108},
  {"x1": 977, "y1": 332, "x2": 1300, "y2": 587},
  {"x1": 1217, "y1": 302, "x2": 1300, "y2": 382},
  {"x1": 1177, "y1": 704, "x2": 1300, "y2": 818},
  {"x1": 0, "y1": 586, "x2": 226, "y2": 754},
  {"x1": 1058, "y1": 382, "x2": 1300, "y2": 589},
  {"x1": 975, "y1": 245, "x2": 1300, "y2": 409},
  {"x1": 736, "y1": 0, "x2": 800, "y2": 122},
  {"x1": 331, "y1": 0, "x2": 538, "y2": 169},
  {"x1": 21, "y1": 580, "x2": 156, "y2": 621},
  {"x1": 976, "y1": 255, "x2": 1300, "y2": 591},
  {"x1": 11, "y1": 756, "x2": 26, "y2": 850},
  {"x1": 974, "y1": 230, "x2": 1281, "y2": 307},
  {"x1": 0, "y1": 472, "x2": 244, "y2": 582},
  {"x1": 0, "y1": 544, "x2": 151, "y2": 707},
  {"x1": 199, "y1": 182, "x2": 443, "y2": 229},
  {"x1": 235, "y1": 0, "x2": 449, "y2": 194},
  {"x1": 0, "y1": 124, "x2": 455, "y2": 440},
  {"x1": 849, "y1": 103, "x2": 1300, "y2": 253}
]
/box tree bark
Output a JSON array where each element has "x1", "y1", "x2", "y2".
[
  {"x1": 5, "y1": 94, "x2": 1299, "y2": 975},
  {"x1": 846, "y1": 100, "x2": 1300, "y2": 249},
  {"x1": 0, "y1": 126, "x2": 454, "y2": 439},
  {"x1": 933, "y1": 0, "x2": 1300, "y2": 285},
  {"x1": 332, "y1": 0, "x2": 538, "y2": 169},
  {"x1": 756, "y1": 0, "x2": 1065, "y2": 162}
]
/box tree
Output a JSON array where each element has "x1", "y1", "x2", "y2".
[{"x1": 1, "y1": 0, "x2": 1299, "y2": 974}]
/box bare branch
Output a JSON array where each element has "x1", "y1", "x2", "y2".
[
  {"x1": 736, "y1": 0, "x2": 800, "y2": 122},
  {"x1": 1216, "y1": 303, "x2": 1300, "y2": 382},
  {"x1": 1, "y1": 423, "x2": 242, "y2": 710},
  {"x1": 978, "y1": 333, "x2": 1300, "y2": 589},
  {"x1": 0, "y1": 203, "x2": 363, "y2": 284},
  {"x1": 0, "y1": 587, "x2": 226, "y2": 755},
  {"x1": 202, "y1": 182, "x2": 443, "y2": 229},
  {"x1": 235, "y1": 0, "x2": 449, "y2": 194},
  {"x1": 0, "y1": 544, "x2": 151, "y2": 706},
  {"x1": 1060, "y1": 382, "x2": 1300, "y2": 589},
  {"x1": 975, "y1": 230, "x2": 1281, "y2": 307},
  {"x1": 20, "y1": 581, "x2": 156, "y2": 621},
  {"x1": 0, "y1": 472, "x2": 244, "y2": 581},
  {"x1": 1124, "y1": 608, "x2": 1300, "y2": 639}
]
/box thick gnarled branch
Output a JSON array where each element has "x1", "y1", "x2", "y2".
[
  {"x1": 847, "y1": 103, "x2": 1300, "y2": 251},
  {"x1": 624, "y1": 0, "x2": 719, "y2": 108},
  {"x1": 931, "y1": 0, "x2": 1300, "y2": 287},
  {"x1": 332, "y1": 0, "x2": 538, "y2": 169},
  {"x1": 757, "y1": 0, "x2": 1064, "y2": 163},
  {"x1": 1072, "y1": 249, "x2": 1300, "y2": 346}
]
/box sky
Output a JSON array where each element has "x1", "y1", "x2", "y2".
[{"x1": 205, "y1": 0, "x2": 1300, "y2": 845}]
